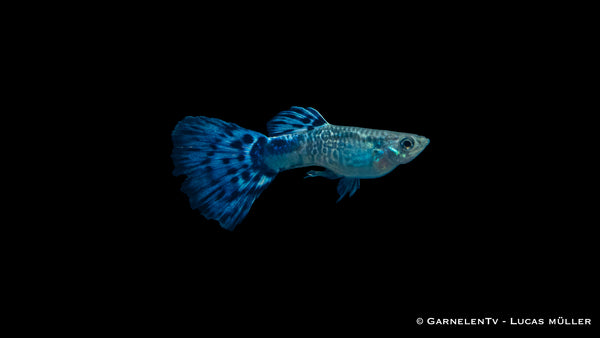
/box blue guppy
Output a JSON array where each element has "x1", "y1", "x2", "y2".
[{"x1": 172, "y1": 107, "x2": 429, "y2": 230}]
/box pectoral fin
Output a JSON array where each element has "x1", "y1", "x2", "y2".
[
  {"x1": 336, "y1": 177, "x2": 360, "y2": 203},
  {"x1": 373, "y1": 148, "x2": 385, "y2": 162}
]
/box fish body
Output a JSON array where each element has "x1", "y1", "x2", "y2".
[
  {"x1": 172, "y1": 107, "x2": 429, "y2": 230},
  {"x1": 264, "y1": 124, "x2": 428, "y2": 178}
]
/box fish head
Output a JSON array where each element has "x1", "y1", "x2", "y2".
[{"x1": 372, "y1": 132, "x2": 429, "y2": 176}]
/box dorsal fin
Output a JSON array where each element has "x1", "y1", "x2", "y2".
[{"x1": 266, "y1": 106, "x2": 329, "y2": 136}]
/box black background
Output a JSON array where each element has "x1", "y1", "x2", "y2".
[{"x1": 101, "y1": 5, "x2": 595, "y2": 334}]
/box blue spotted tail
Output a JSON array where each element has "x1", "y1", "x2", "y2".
[{"x1": 172, "y1": 116, "x2": 277, "y2": 230}]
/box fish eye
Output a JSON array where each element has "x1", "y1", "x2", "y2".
[{"x1": 400, "y1": 138, "x2": 414, "y2": 150}]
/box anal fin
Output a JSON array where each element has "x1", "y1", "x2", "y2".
[{"x1": 336, "y1": 177, "x2": 360, "y2": 203}]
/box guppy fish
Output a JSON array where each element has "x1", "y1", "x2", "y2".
[{"x1": 172, "y1": 106, "x2": 429, "y2": 230}]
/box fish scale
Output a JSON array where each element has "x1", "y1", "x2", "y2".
[
  {"x1": 265, "y1": 124, "x2": 400, "y2": 178},
  {"x1": 172, "y1": 106, "x2": 429, "y2": 230}
]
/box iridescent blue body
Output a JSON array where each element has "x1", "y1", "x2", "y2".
[
  {"x1": 264, "y1": 125, "x2": 428, "y2": 178},
  {"x1": 172, "y1": 107, "x2": 429, "y2": 230}
]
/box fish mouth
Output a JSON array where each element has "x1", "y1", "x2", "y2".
[
  {"x1": 410, "y1": 137, "x2": 429, "y2": 158},
  {"x1": 418, "y1": 136, "x2": 430, "y2": 151}
]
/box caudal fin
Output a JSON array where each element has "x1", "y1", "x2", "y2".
[{"x1": 172, "y1": 116, "x2": 277, "y2": 230}]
